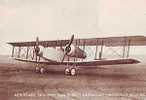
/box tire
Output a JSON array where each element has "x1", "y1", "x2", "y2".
[
  {"x1": 70, "y1": 68, "x2": 76, "y2": 76},
  {"x1": 64, "y1": 68, "x2": 70, "y2": 75},
  {"x1": 40, "y1": 67, "x2": 45, "y2": 74},
  {"x1": 35, "y1": 66, "x2": 40, "y2": 73}
]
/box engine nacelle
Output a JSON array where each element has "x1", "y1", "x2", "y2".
[
  {"x1": 35, "y1": 46, "x2": 43, "y2": 57},
  {"x1": 66, "y1": 45, "x2": 86, "y2": 59}
]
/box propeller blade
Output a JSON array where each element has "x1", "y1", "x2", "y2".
[
  {"x1": 35, "y1": 36, "x2": 40, "y2": 62},
  {"x1": 61, "y1": 34, "x2": 74, "y2": 62},
  {"x1": 61, "y1": 52, "x2": 67, "y2": 62},
  {"x1": 68, "y1": 34, "x2": 74, "y2": 46},
  {"x1": 36, "y1": 36, "x2": 39, "y2": 47}
]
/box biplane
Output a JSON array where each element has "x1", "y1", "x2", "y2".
[{"x1": 8, "y1": 35, "x2": 146, "y2": 76}]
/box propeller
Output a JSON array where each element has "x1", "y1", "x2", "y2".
[
  {"x1": 61, "y1": 34, "x2": 74, "y2": 62},
  {"x1": 34, "y1": 37, "x2": 40, "y2": 62}
]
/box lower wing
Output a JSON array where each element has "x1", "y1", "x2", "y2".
[{"x1": 14, "y1": 57, "x2": 140, "y2": 66}]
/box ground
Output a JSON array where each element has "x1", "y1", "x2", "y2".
[{"x1": 0, "y1": 55, "x2": 146, "y2": 100}]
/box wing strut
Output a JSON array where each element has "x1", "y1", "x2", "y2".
[
  {"x1": 26, "y1": 46, "x2": 29, "y2": 59},
  {"x1": 94, "y1": 40, "x2": 98, "y2": 60},
  {"x1": 99, "y1": 40, "x2": 103, "y2": 60},
  {"x1": 11, "y1": 46, "x2": 15, "y2": 57},
  {"x1": 18, "y1": 46, "x2": 21, "y2": 58},
  {"x1": 126, "y1": 40, "x2": 131, "y2": 58}
]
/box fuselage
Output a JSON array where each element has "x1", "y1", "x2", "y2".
[{"x1": 39, "y1": 45, "x2": 86, "y2": 62}]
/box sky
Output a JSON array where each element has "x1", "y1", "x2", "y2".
[{"x1": 0, "y1": 0, "x2": 146, "y2": 55}]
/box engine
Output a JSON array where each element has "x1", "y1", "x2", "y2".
[
  {"x1": 35, "y1": 46, "x2": 43, "y2": 57},
  {"x1": 65, "y1": 45, "x2": 86, "y2": 59}
]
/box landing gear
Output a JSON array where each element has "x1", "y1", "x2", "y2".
[
  {"x1": 64, "y1": 67, "x2": 77, "y2": 76},
  {"x1": 35, "y1": 64, "x2": 45, "y2": 74}
]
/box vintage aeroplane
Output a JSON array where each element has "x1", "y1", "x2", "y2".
[{"x1": 8, "y1": 35, "x2": 146, "y2": 76}]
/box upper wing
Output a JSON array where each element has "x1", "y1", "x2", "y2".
[
  {"x1": 8, "y1": 39, "x2": 69, "y2": 47},
  {"x1": 8, "y1": 36, "x2": 146, "y2": 47},
  {"x1": 73, "y1": 36, "x2": 146, "y2": 46}
]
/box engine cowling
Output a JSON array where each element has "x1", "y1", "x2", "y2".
[
  {"x1": 35, "y1": 46, "x2": 43, "y2": 57},
  {"x1": 65, "y1": 45, "x2": 86, "y2": 59}
]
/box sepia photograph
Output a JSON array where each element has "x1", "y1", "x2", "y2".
[{"x1": 0, "y1": 0, "x2": 146, "y2": 100}]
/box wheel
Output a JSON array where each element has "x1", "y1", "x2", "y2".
[
  {"x1": 35, "y1": 66, "x2": 40, "y2": 73},
  {"x1": 64, "y1": 68, "x2": 70, "y2": 75},
  {"x1": 70, "y1": 68, "x2": 77, "y2": 76},
  {"x1": 40, "y1": 67, "x2": 45, "y2": 74}
]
